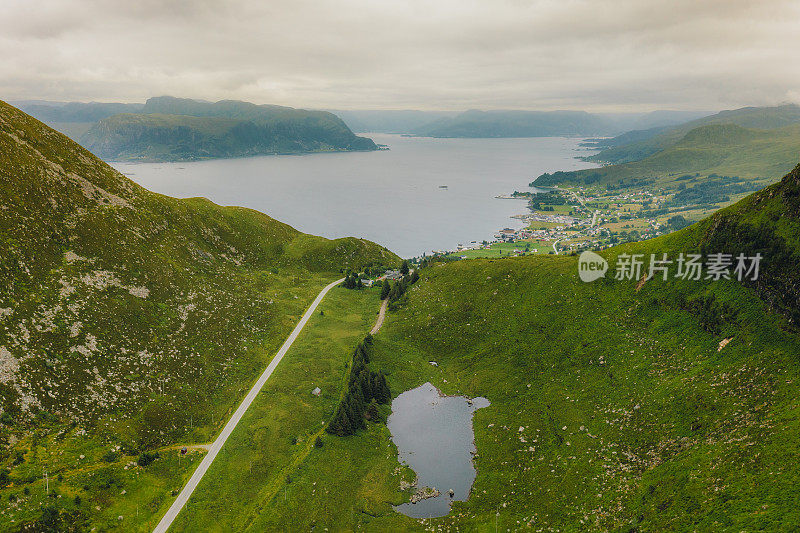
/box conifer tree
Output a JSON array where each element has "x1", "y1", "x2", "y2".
[
  {"x1": 359, "y1": 370, "x2": 373, "y2": 400},
  {"x1": 380, "y1": 281, "x2": 391, "y2": 300},
  {"x1": 375, "y1": 372, "x2": 391, "y2": 404},
  {"x1": 357, "y1": 343, "x2": 370, "y2": 364},
  {"x1": 344, "y1": 400, "x2": 360, "y2": 431},
  {"x1": 370, "y1": 373, "x2": 381, "y2": 400},
  {"x1": 366, "y1": 401, "x2": 379, "y2": 422},
  {"x1": 388, "y1": 282, "x2": 400, "y2": 302},
  {"x1": 347, "y1": 396, "x2": 366, "y2": 430}
]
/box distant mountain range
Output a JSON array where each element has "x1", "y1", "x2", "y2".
[
  {"x1": 411, "y1": 109, "x2": 616, "y2": 137},
  {"x1": 16, "y1": 99, "x2": 713, "y2": 145},
  {"x1": 328, "y1": 108, "x2": 710, "y2": 137},
  {"x1": 323, "y1": 109, "x2": 457, "y2": 134},
  {"x1": 13, "y1": 101, "x2": 144, "y2": 124}
]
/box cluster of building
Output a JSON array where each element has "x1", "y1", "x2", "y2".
[
  {"x1": 360, "y1": 269, "x2": 403, "y2": 287},
  {"x1": 515, "y1": 213, "x2": 578, "y2": 226}
]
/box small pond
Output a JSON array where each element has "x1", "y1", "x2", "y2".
[{"x1": 387, "y1": 382, "x2": 490, "y2": 518}]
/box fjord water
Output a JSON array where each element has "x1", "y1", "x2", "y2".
[
  {"x1": 113, "y1": 134, "x2": 597, "y2": 257},
  {"x1": 388, "y1": 382, "x2": 490, "y2": 518}
]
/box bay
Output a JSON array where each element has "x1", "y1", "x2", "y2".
[{"x1": 112, "y1": 134, "x2": 598, "y2": 258}]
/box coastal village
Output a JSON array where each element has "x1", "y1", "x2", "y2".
[{"x1": 432, "y1": 181, "x2": 731, "y2": 261}]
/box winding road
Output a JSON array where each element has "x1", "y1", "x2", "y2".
[{"x1": 153, "y1": 278, "x2": 344, "y2": 533}]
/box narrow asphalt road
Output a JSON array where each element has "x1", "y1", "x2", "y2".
[{"x1": 153, "y1": 278, "x2": 344, "y2": 533}]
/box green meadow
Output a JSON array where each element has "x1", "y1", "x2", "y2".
[
  {"x1": 445, "y1": 240, "x2": 553, "y2": 260},
  {"x1": 168, "y1": 286, "x2": 414, "y2": 531}
]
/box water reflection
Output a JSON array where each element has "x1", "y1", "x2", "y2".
[{"x1": 388, "y1": 382, "x2": 489, "y2": 518}]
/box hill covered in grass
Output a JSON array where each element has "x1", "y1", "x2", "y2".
[
  {"x1": 80, "y1": 97, "x2": 378, "y2": 161},
  {"x1": 0, "y1": 100, "x2": 397, "y2": 529},
  {"x1": 535, "y1": 122, "x2": 800, "y2": 188},
  {"x1": 587, "y1": 104, "x2": 800, "y2": 165},
  {"x1": 238, "y1": 167, "x2": 800, "y2": 531}
]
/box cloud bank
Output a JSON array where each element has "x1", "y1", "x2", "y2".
[{"x1": 2, "y1": 0, "x2": 800, "y2": 111}]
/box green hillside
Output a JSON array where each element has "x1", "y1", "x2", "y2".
[
  {"x1": 535, "y1": 122, "x2": 800, "y2": 188},
  {"x1": 0, "y1": 100, "x2": 397, "y2": 530},
  {"x1": 589, "y1": 104, "x2": 800, "y2": 165},
  {"x1": 80, "y1": 97, "x2": 377, "y2": 161},
  {"x1": 233, "y1": 167, "x2": 800, "y2": 531}
]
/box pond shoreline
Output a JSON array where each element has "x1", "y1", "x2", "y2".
[{"x1": 388, "y1": 382, "x2": 490, "y2": 518}]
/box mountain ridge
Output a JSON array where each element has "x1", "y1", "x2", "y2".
[
  {"x1": 13, "y1": 96, "x2": 379, "y2": 162},
  {"x1": 534, "y1": 121, "x2": 800, "y2": 188},
  {"x1": 588, "y1": 103, "x2": 800, "y2": 165},
  {"x1": 413, "y1": 109, "x2": 619, "y2": 138},
  {"x1": 80, "y1": 97, "x2": 378, "y2": 161}
]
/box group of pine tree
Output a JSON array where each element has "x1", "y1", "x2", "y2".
[
  {"x1": 382, "y1": 260, "x2": 419, "y2": 306},
  {"x1": 342, "y1": 259, "x2": 419, "y2": 305},
  {"x1": 326, "y1": 335, "x2": 391, "y2": 437},
  {"x1": 341, "y1": 272, "x2": 365, "y2": 289},
  {"x1": 329, "y1": 260, "x2": 424, "y2": 436}
]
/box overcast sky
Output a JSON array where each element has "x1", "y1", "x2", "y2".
[{"x1": 2, "y1": 0, "x2": 800, "y2": 111}]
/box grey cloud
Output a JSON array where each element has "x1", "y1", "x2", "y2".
[{"x1": 1, "y1": 0, "x2": 799, "y2": 111}]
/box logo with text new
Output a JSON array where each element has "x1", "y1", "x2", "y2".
[{"x1": 578, "y1": 251, "x2": 608, "y2": 282}]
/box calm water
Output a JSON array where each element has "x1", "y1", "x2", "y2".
[
  {"x1": 388, "y1": 382, "x2": 490, "y2": 518},
  {"x1": 112, "y1": 134, "x2": 597, "y2": 257}
]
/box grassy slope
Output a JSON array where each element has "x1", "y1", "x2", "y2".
[
  {"x1": 249, "y1": 168, "x2": 800, "y2": 531},
  {"x1": 0, "y1": 100, "x2": 398, "y2": 530},
  {"x1": 536, "y1": 123, "x2": 800, "y2": 188},
  {"x1": 589, "y1": 104, "x2": 800, "y2": 165}
]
